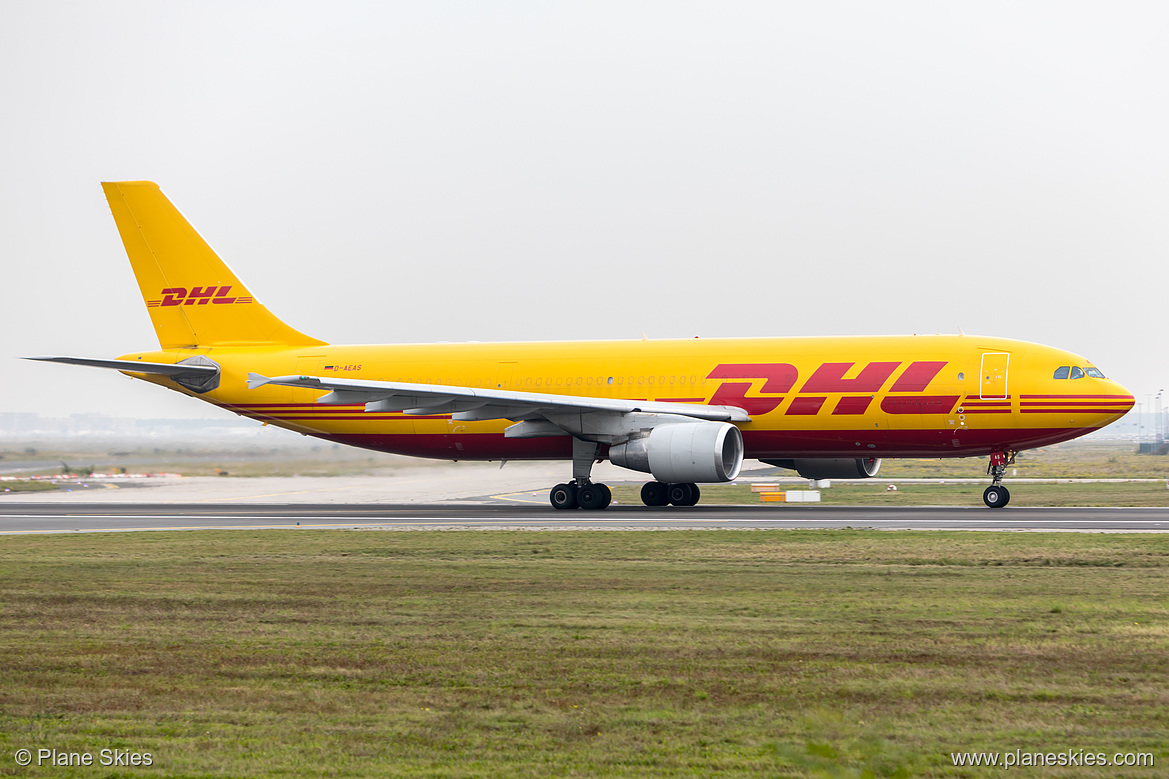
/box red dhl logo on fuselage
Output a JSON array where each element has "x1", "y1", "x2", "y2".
[
  {"x1": 706, "y1": 361, "x2": 956, "y2": 416},
  {"x1": 227, "y1": 360, "x2": 1128, "y2": 424},
  {"x1": 145, "y1": 286, "x2": 255, "y2": 308}
]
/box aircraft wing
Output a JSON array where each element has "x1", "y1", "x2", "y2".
[
  {"x1": 248, "y1": 373, "x2": 750, "y2": 430},
  {"x1": 24, "y1": 356, "x2": 219, "y2": 376}
]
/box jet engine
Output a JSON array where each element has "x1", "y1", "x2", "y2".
[
  {"x1": 610, "y1": 421, "x2": 744, "y2": 483},
  {"x1": 760, "y1": 457, "x2": 882, "y2": 479}
]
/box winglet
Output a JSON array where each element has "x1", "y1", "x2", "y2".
[{"x1": 247, "y1": 372, "x2": 270, "y2": 390}]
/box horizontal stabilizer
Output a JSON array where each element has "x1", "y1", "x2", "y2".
[
  {"x1": 247, "y1": 372, "x2": 271, "y2": 390},
  {"x1": 24, "y1": 356, "x2": 218, "y2": 376}
]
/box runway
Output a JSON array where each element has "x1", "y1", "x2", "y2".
[{"x1": 1, "y1": 502, "x2": 1167, "y2": 533}]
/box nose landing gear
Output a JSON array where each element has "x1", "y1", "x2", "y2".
[{"x1": 983, "y1": 450, "x2": 1015, "y2": 508}]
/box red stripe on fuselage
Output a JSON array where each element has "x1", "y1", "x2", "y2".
[
  {"x1": 1020, "y1": 394, "x2": 1134, "y2": 400},
  {"x1": 1021, "y1": 409, "x2": 1128, "y2": 414},
  {"x1": 880, "y1": 396, "x2": 960, "y2": 414},
  {"x1": 1021, "y1": 401, "x2": 1133, "y2": 407}
]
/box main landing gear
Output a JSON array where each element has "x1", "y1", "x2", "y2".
[
  {"x1": 546, "y1": 438, "x2": 704, "y2": 510},
  {"x1": 640, "y1": 481, "x2": 701, "y2": 507},
  {"x1": 983, "y1": 450, "x2": 1016, "y2": 508},
  {"x1": 549, "y1": 438, "x2": 613, "y2": 511},
  {"x1": 549, "y1": 481, "x2": 612, "y2": 510}
]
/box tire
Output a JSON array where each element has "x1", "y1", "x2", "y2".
[
  {"x1": 681, "y1": 483, "x2": 700, "y2": 506},
  {"x1": 667, "y1": 483, "x2": 694, "y2": 506},
  {"x1": 578, "y1": 483, "x2": 611, "y2": 510},
  {"x1": 641, "y1": 481, "x2": 669, "y2": 507},
  {"x1": 596, "y1": 483, "x2": 612, "y2": 509},
  {"x1": 983, "y1": 485, "x2": 1008, "y2": 509},
  {"x1": 550, "y1": 483, "x2": 578, "y2": 510}
]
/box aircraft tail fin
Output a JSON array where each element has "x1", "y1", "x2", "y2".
[{"x1": 101, "y1": 181, "x2": 326, "y2": 349}]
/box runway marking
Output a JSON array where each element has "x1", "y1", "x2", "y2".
[{"x1": 492, "y1": 491, "x2": 550, "y2": 504}]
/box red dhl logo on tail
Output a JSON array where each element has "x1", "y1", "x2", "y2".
[
  {"x1": 706, "y1": 361, "x2": 953, "y2": 416},
  {"x1": 146, "y1": 286, "x2": 255, "y2": 308}
]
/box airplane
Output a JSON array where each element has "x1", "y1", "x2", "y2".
[{"x1": 27, "y1": 181, "x2": 1134, "y2": 510}]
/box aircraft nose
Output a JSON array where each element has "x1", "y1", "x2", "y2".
[{"x1": 1109, "y1": 380, "x2": 1136, "y2": 419}]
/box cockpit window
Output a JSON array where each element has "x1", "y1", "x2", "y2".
[{"x1": 1055, "y1": 365, "x2": 1104, "y2": 380}]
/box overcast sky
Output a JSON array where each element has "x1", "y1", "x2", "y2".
[{"x1": 2, "y1": 1, "x2": 1167, "y2": 420}]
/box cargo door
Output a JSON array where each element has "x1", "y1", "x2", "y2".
[{"x1": 979, "y1": 353, "x2": 1009, "y2": 400}]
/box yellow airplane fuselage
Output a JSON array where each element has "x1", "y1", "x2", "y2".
[{"x1": 120, "y1": 333, "x2": 1132, "y2": 462}]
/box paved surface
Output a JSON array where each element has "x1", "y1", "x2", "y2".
[
  {"x1": 0, "y1": 503, "x2": 1167, "y2": 534},
  {"x1": 3, "y1": 465, "x2": 1165, "y2": 533},
  {"x1": 1, "y1": 462, "x2": 627, "y2": 504}
]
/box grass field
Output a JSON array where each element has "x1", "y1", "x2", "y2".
[
  {"x1": 1, "y1": 531, "x2": 1166, "y2": 776},
  {"x1": 0, "y1": 481, "x2": 59, "y2": 494}
]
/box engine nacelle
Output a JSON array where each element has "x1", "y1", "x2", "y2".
[
  {"x1": 760, "y1": 457, "x2": 882, "y2": 479},
  {"x1": 610, "y1": 422, "x2": 744, "y2": 483}
]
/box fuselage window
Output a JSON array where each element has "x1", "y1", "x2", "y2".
[
  {"x1": 1085, "y1": 367, "x2": 1105, "y2": 378},
  {"x1": 1069, "y1": 366, "x2": 1085, "y2": 380},
  {"x1": 1053, "y1": 366, "x2": 1070, "y2": 380}
]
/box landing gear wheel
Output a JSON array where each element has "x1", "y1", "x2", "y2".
[
  {"x1": 641, "y1": 481, "x2": 669, "y2": 507},
  {"x1": 578, "y1": 483, "x2": 612, "y2": 510},
  {"x1": 667, "y1": 483, "x2": 699, "y2": 506},
  {"x1": 983, "y1": 485, "x2": 1010, "y2": 509},
  {"x1": 550, "y1": 483, "x2": 579, "y2": 510}
]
